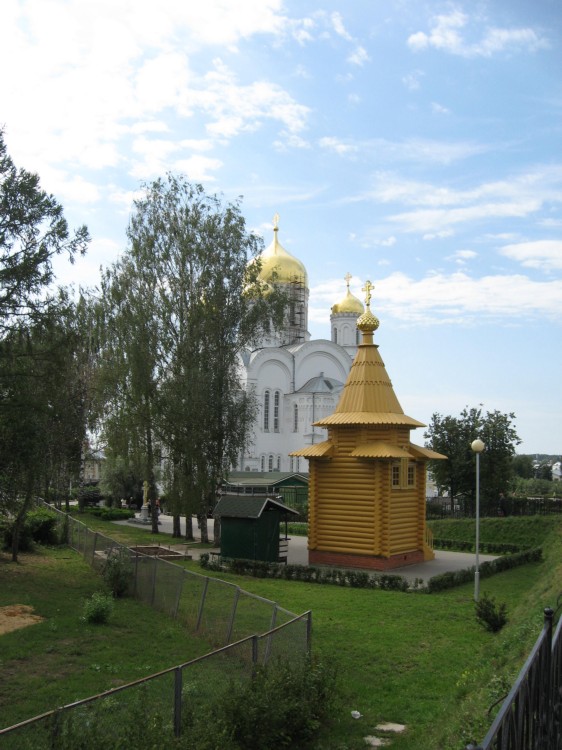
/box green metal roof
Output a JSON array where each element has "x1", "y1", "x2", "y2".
[
  {"x1": 214, "y1": 495, "x2": 300, "y2": 519},
  {"x1": 225, "y1": 471, "x2": 309, "y2": 488}
]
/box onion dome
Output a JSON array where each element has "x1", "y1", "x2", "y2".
[
  {"x1": 256, "y1": 214, "x2": 308, "y2": 286},
  {"x1": 331, "y1": 273, "x2": 364, "y2": 315}
]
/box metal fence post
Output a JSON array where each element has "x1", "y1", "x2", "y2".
[
  {"x1": 226, "y1": 588, "x2": 240, "y2": 644},
  {"x1": 91, "y1": 532, "x2": 98, "y2": 565},
  {"x1": 252, "y1": 635, "x2": 259, "y2": 678},
  {"x1": 150, "y1": 558, "x2": 158, "y2": 607},
  {"x1": 543, "y1": 607, "x2": 554, "y2": 744},
  {"x1": 196, "y1": 578, "x2": 209, "y2": 632},
  {"x1": 174, "y1": 666, "x2": 182, "y2": 738},
  {"x1": 173, "y1": 570, "x2": 186, "y2": 620}
]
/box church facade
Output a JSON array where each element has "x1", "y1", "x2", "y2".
[{"x1": 237, "y1": 218, "x2": 364, "y2": 473}]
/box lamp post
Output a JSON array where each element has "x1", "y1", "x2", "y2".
[{"x1": 471, "y1": 439, "x2": 485, "y2": 602}]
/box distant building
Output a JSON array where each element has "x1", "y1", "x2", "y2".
[
  {"x1": 238, "y1": 217, "x2": 364, "y2": 473},
  {"x1": 552, "y1": 461, "x2": 561, "y2": 482}
]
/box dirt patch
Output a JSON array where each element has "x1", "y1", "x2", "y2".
[{"x1": 0, "y1": 605, "x2": 44, "y2": 636}]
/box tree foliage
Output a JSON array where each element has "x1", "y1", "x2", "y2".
[
  {"x1": 0, "y1": 129, "x2": 91, "y2": 559},
  {"x1": 96, "y1": 175, "x2": 286, "y2": 540},
  {"x1": 425, "y1": 406, "x2": 521, "y2": 512}
]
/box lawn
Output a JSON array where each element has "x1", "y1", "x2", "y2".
[{"x1": 1, "y1": 512, "x2": 560, "y2": 749}]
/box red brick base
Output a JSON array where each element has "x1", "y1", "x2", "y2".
[{"x1": 308, "y1": 549, "x2": 425, "y2": 571}]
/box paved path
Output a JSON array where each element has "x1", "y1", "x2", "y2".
[{"x1": 115, "y1": 512, "x2": 493, "y2": 584}]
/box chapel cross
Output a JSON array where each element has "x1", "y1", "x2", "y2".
[
  {"x1": 273, "y1": 213, "x2": 280, "y2": 230},
  {"x1": 344, "y1": 272, "x2": 352, "y2": 290},
  {"x1": 362, "y1": 280, "x2": 374, "y2": 306}
]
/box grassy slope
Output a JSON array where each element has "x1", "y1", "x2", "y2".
[{"x1": 1, "y1": 513, "x2": 560, "y2": 749}]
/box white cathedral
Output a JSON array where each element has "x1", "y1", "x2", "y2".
[{"x1": 237, "y1": 217, "x2": 364, "y2": 473}]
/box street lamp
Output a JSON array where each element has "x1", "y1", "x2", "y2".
[{"x1": 471, "y1": 438, "x2": 485, "y2": 602}]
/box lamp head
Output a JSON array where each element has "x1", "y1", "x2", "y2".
[{"x1": 471, "y1": 439, "x2": 485, "y2": 453}]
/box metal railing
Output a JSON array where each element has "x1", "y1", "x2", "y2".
[{"x1": 467, "y1": 605, "x2": 562, "y2": 750}]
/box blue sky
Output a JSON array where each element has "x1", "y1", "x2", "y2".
[{"x1": 2, "y1": 0, "x2": 561, "y2": 454}]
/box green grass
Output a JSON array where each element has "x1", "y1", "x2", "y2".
[
  {"x1": 428, "y1": 515, "x2": 557, "y2": 548},
  {"x1": 1, "y1": 514, "x2": 561, "y2": 749},
  {"x1": 0, "y1": 546, "x2": 211, "y2": 730}
]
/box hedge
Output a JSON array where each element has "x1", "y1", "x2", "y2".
[
  {"x1": 433, "y1": 538, "x2": 524, "y2": 554},
  {"x1": 199, "y1": 554, "x2": 415, "y2": 591},
  {"x1": 425, "y1": 547, "x2": 543, "y2": 593}
]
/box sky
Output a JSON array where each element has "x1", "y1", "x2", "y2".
[{"x1": 2, "y1": 0, "x2": 561, "y2": 455}]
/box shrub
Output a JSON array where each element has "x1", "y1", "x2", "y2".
[
  {"x1": 181, "y1": 656, "x2": 338, "y2": 750},
  {"x1": 2, "y1": 508, "x2": 59, "y2": 551},
  {"x1": 102, "y1": 547, "x2": 134, "y2": 597},
  {"x1": 475, "y1": 593, "x2": 508, "y2": 633},
  {"x1": 83, "y1": 593, "x2": 114, "y2": 624}
]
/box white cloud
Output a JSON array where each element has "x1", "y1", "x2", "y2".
[
  {"x1": 376, "y1": 271, "x2": 562, "y2": 323},
  {"x1": 331, "y1": 12, "x2": 352, "y2": 41},
  {"x1": 408, "y1": 10, "x2": 548, "y2": 57},
  {"x1": 309, "y1": 270, "x2": 562, "y2": 325},
  {"x1": 500, "y1": 240, "x2": 562, "y2": 271},
  {"x1": 347, "y1": 45, "x2": 370, "y2": 66},
  {"x1": 402, "y1": 70, "x2": 425, "y2": 91},
  {"x1": 431, "y1": 102, "x2": 450, "y2": 115},
  {"x1": 319, "y1": 137, "x2": 358, "y2": 156},
  {"x1": 173, "y1": 155, "x2": 223, "y2": 182}
]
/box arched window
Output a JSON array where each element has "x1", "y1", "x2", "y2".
[
  {"x1": 276, "y1": 455, "x2": 281, "y2": 470},
  {"x1": 268, "y1": 454, "x2": 274, "y2": 472},
  {"x1": 260, "y1": 455, "x2": 265, "y2": 472},
  {"x1": 263, "y1": 390, "x2": 270, "y2": 431},
  {"x1": 273, "y1": 391, "x2": 280, "y2": 432},
  {"x1": 356, "y1": 327, "x2": 360, "y2": 345},
  {"x1": 293, "y1": 403, "x2": 298, "y2": 432},
  {"x1": 333, "y1": 327, "x2": 337, "y2": 343}
]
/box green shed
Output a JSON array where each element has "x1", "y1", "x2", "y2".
[{"x1": 214, "y1": 495, "x2": 299, "y2": 563}]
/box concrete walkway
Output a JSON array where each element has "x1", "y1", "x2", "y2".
[{"x1": 115, "y1": 512, "x2": 493, "y2": 584}]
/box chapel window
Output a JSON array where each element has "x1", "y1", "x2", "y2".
[
  {"x1": 293, "y1": 403, "x2": 298, "y2": 432},
  {"x1": 273, "y1": 391, "x2": 280, "y2": 432},
  {"x1": 263, "y1": 390, "x2": 270, "y2": 431}
]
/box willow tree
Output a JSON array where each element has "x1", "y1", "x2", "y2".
[{"x1": 100, "y1": 175, "x2": 285, "y2": 541}]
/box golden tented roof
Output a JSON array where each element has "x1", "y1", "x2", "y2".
[{"x1": 313, "y1": 339, "x2": 424, "y2": 428}]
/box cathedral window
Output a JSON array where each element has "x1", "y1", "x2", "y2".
[
  {"x1": 268, "y1": 454, "x2": 274, "y2": 472},
  {"x1": 263, "y1": 390, "x2": 270, "y2": 431},
  {"x1": 260, "y1": 455, "x2": 265, "y2": 472},
  {"x1": 293, "y1": 403, "x2": 298, "y2": 432},
  {"x1": 276, "y1": 455, "x2": 281, "y2": 470},
  {"x1": 273, "y1": 391, "x2": 280, "y2": 432},
  {"x1": 333, "y1": 327, "x2": 337, "y2": 343},
  {"x1": 356, "y1": 328, "x2": 360, "y2": 345}
]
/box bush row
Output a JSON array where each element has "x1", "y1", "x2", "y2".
[
  {"x1": 426, "y1": 547, "x2": 543, "y2": 593},
  {"x1": 433, "y1": 538, "x2": 524, "y2": 554},
  {"x1": 76, "y1": 506, "x2": 135, "y2": 521},
  {"x1": 2, "y1": 508, "x2": 62, "y2": 551},
  {"x1": 200, "y1": 554, "x2": 414, "y2": 591}
]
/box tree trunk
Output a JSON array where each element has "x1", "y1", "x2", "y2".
[
  {"x1": 213, "y1": 516, "x2": 221, "y2": 547},
  {"x1": 198, "y1": 515, "x2": 209, "y2": 543},
  {"x1": 184, "y1": 515, "x2": 194, "y2": 541},
  {"x1": 11, "y1": 492, "x2": 34, "y2": 563},
  {"x1": 172, "y1": 514, "x2": 181, "y2": 537}
]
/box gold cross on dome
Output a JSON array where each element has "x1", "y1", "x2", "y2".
[
  {"x1": 273, "y1": 213, "x2": 280, "y2": 230},
  {"x1": 344, "y1": 272, "x2": 352, "y2": 289},
  {"x1": 362, "y1": 280, "x2": 374, "y2": 306}
]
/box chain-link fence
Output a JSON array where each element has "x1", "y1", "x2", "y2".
[
  {"x1": 0, "y1": 507, "x2": 312, "y2": 747},
  {"x1": 0, "y1": 614, "x2": 312, "y2": 748}
]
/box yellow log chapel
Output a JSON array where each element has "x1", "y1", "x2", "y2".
[{"x1": 291, "y1": 281, "x2": 446, "y2": 571}]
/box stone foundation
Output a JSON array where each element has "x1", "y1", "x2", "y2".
[{"x1": 308, "y1": 548, "x2": 425, "y2": 571}]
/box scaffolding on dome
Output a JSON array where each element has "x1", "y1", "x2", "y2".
[{"x1": 281, "y1": 275, "x2": 306, "y2": 345}]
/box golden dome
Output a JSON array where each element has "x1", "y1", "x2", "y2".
[
  {"x1": 331, "y1": 274, "x2": 364, "y2": 315},
  {"x1": 256, "y1": 215, "x2": 308, "y2": 286}
]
